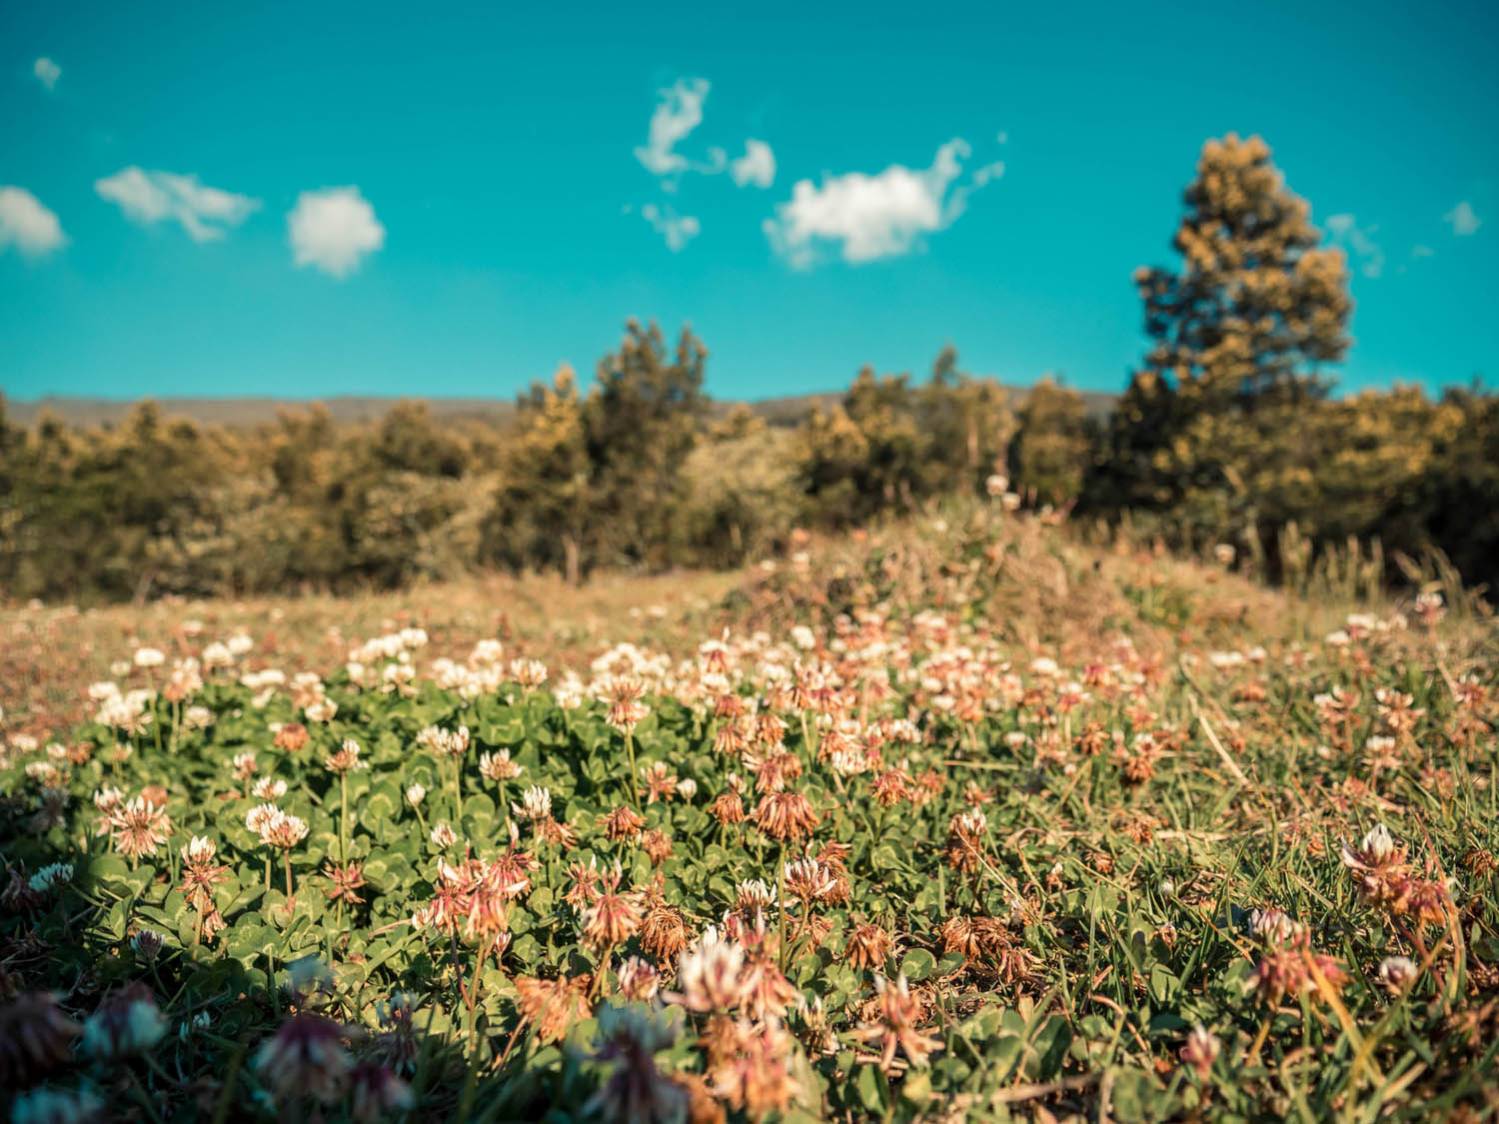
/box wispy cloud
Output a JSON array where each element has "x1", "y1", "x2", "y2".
[
  {"x1": 1325, "y1": 213, "x2": 1385, "y2": 279},
  {"x1": 0, "y1": 186, "x2": 67, "y2": 257},
  {"x1": 641, "y1": 203, "x2": 701, "y2": 251},
  {"x1": 764, "y1": 139, "x2": 1003, "y2": 268},
  {"x1": 730, "y1": 139, "x2": 776, "y2": 188},
  {"x1": 634, "y1": 78, "x2": 724, "y2": 184},
  {"x1": 1411, "y1": 244, "x2": 1435, "y2": 259},
  {"x1": 95, "y1": 167, "x2": 259, "y2": 242},
  {"x1": 287, "y1": 186, "x2": 385, "y2": 278},
  {"x1": 1444, "y1": 200, "x2": 1480, "y2": 236},
  {"x1": 33, "y1": 57, "x2": 61, "y2": 91}
]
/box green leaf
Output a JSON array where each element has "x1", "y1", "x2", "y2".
[{"x1": 899, "y1": 948, "x2": 936, "y2": 981}]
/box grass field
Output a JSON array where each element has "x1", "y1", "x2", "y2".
[{"x1": 2, "y1": 505, "x2": 1495, "y2": 1121}]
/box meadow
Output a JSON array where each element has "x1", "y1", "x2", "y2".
[{"x1": 1, "y1": 502, "x2": 1495, "y2": 1122}]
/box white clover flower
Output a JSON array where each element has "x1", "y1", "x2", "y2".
[
  {"x1": 246, "y1": 803, "x2": 280, "y2": 835},
  {"x1": 1378, "y1": 955, "x2": 1418, "y2": 992},
  {"x1": 511, "y1": 785, "x2": 552, "y2": 822},
  {"x1": 1361, "y1": 824, "x2": 1397, "y2": 863},
  {"x1": 28, "y1": 862, "x2": 73, "y2": 893},
  {"x1": 182, "y1": 836, "x2": 218, "y2": 864},
  {"x1": 133, "y1": 647, "x2": 166, "y2": 669},
  {"x1": 201, "y1": 641, "x2": 235, "y2": 669},
  {"x1": 405, "y1": 783, "x2": 427, "y2": 807},
  {"x1": 82, "y1": 991, "x2": 166, "y2": 1059}
]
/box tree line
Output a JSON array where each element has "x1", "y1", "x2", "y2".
[{"x1": 1, "y1": 134, "x2": 1494, "y2": 603}]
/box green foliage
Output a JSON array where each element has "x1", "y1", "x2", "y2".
[
  {"x1": 1084, "y1": 133, "x2": 1499, "y2": 592},
  {"x1": 1009, "y1": 377, "x2": 1096, "y2": 507},
  {"x1": 0, "y1": 400, "x2": 500, "y2": 602},
  {"x1": 800, "y1": 350, "x2": 1016, "y2": 526}
]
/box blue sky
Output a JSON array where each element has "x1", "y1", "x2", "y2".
[{"x1": 1, "y1": 0, "x2": 1495, "y2": 403}]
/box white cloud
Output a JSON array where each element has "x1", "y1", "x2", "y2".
[
  {"x1": 95, "y1": 167, "x2": 259, "y2": 242},
  {"x1": 33, "y1": 57, "x2": 61, "y2": 91},
  {"x1": 287, "y1": 186, "x2": 385, "y2": 278},
  {"x1": 764, "y1": 139, "x2": 1003, "y2": 268},
  {"x1": 1325, "y1": 213, "x2": 1385, "y2": 279},
  {"x1": 636, "y1": 77, "x2": 710, "y2": 178},
  {"x1": 634, "y1": 77, "x2": 728, "y2": 187},
  {"x1": 1444, "y1": 200, "x2": 1480, "y2": 236},
  {"x1": 0, "y1": 186, "x2": 67, "y2": 257},
  {"x1": 1411, "y1": 244, "x2": 1435, "y2": 259},
  {"x1": 641, "y1": 203, "x2": 700, "y2": 251},
  {"x1": 730, "y1": 139, "x2": 776, "y2": 188}
]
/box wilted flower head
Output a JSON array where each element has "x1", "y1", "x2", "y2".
[
  {"x1": 782, "y1": 858, "x2": 837, "y2": 903},
  {"x1": 581, "y1": 866, "x2": 642, "y2": 952},
  {"x1": 604, "y1": 804, "x2": 646, "y2": 841},
  {"x1": 844, "y1": 921, "x2": 894, "y2": 972},
  {"x1": 606, "y1": 679, "x2": 650, "y2": 734},
  {"x1": 860, "y1": 974, "x2": 940, "y2": 1072},
  {"x1": 752, "y1": 790, "x2": 819, "y2": 843},
  {"x1": 514, "y1": 975, "x2": 593, "y2": 1044},
  {"x1": 274, "y1": 722, "x2": 311, "y2": 751}
]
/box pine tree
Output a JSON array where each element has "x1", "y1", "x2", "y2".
[{"x1": 1095, "y1": 133, "x2": 1353, "y2": 521}]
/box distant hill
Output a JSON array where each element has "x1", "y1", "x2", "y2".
[
  {"x1": 2, "y1": 395, "x2": 518, "y2": 428},
  {"x1": 3, "y1": 383, "x2": 1117, "y2": 429}
]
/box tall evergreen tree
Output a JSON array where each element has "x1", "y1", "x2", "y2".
[{"x1": 1094, "y1": 133, "x2": 1353, "y2": 523}]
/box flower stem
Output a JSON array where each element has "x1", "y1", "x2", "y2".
[{"x1": 623, "y1": 729, "x2": 640, "y2": 811}]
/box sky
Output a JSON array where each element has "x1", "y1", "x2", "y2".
[{"x1": 1, "y1": 0, "x2": 1495, "y2": 403}]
